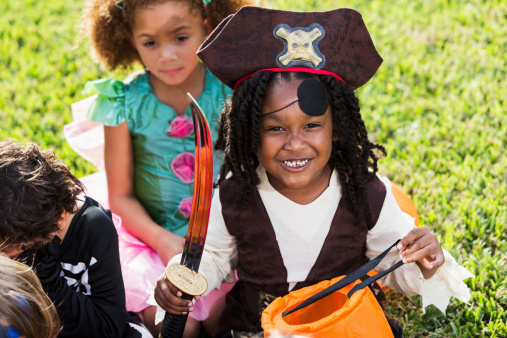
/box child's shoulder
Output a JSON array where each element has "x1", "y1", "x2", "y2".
[
  {"x1": 85, "y1": 69, "x2": 149, "y2": 98},
  {"x1": 216, "y1": 171, "x2": 237, "y2": 188},
  {"x1": 122, "y1": 69, "x2": 150, "y2": 90},
  {"x1": 75, "y1": 197, "x2": 116, "y2": 239},
  {"x1": 85, "y1": 70, "x2": 151, "y2": 126},
  {"x1": 367, "y1": 172, "x2": 388, "y2": 195},
  {"x1": 358, "y1": 171, "x2": 388, "y2": 203}
]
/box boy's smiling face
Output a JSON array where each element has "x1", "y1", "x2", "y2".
[{"x1": 258, "y1": 76, "x2": 337, "y2": 204}]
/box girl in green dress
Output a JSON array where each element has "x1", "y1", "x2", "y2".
[{"x1": 74, "y1": 0, "x2": 251, "y2": 336}]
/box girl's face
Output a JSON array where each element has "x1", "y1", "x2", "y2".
[
  {"x1": 258, "y1": 77, "x2": 337, "y2": 204},
  {"x1": 130, "y1": 2, "x2": 208, "y2": 88}
]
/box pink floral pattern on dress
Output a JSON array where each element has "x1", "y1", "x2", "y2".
[
  {"x1": 171, "y1": 152, "x2": 195, "y2": 183},
  {"x1": 166, "y1": 115, "x2": 194, "y2": 138},
  {"x1": 178, "y1": 197, "x2": 193, "y2": 218}
]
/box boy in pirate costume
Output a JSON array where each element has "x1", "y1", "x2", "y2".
[{"x1": 154, "y1": 6, "x2": 473, "y2": 337}]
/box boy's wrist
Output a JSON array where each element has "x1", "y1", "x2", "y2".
[{"x1": 416, "y1": 261, "x2": 438, "y2": 279}]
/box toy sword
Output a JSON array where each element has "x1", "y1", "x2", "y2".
[{"x1": 160, "y1": 93, "x2": 213, "y2": 338}]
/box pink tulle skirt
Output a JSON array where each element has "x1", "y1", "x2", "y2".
[{"x1": 113, "y1": 213, "x2": 234, "y2": 319}]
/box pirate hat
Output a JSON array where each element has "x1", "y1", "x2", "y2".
[{"x1": 198, "y1": 6, "x2": 383, "y2": 90}]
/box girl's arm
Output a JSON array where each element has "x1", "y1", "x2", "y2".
[{"x1": 104, "y1": 123, "x2": 185, "y2": 264}]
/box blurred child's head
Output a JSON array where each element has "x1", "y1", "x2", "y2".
[
  {"x1": 0, "y1": 254, "x2": 60, "y2": 338},
  {"x1": 81, "y1": 0, "x2": 250, "y2": 72},
  {"x1": 0, "y1": 141, "x2": 84, "y2": 258}
]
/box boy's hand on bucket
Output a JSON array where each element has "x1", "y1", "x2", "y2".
[
  {"x1": 397, "y1": 227, "x2": 445, "y2": 278},
  {"x1": 154, "y1": 273, "x2": 200, "y2": 315}
]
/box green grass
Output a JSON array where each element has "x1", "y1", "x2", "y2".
[{"x1": 1, "y1": 0, "x2": 506, "y2": 336}]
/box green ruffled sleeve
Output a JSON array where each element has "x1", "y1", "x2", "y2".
[{"x1": 85, "y1": 78, "x2": 127, "y2": 127}]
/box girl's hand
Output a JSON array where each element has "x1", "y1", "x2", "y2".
[
  {"x1": 154, "y1": 230, "x2": 186, "y2": 265},
  {"x1": 154, "y1": 273, "x2": 201, "y2": 315},
  {"x1": 397, "y1": 227, "x2": 444, "y2": 277}
]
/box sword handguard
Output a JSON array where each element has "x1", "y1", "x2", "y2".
[
  {"x1": 160, "y1": 264, "x2": 208, "y2": 338},
  {"x1": 165, "y1": 263, "x2": 208, "y2": 297}
]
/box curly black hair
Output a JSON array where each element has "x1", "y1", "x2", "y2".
[
  {"x1": 215, "y1": 71, "x2": 387, "y2": 227},
  {"x1": 0, "y1": 142, "x2": 84, "y2": 250}
]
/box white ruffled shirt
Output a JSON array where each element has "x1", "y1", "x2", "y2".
[{"x1": 166, "y1": 168, "x2": 473, "y2": 315}]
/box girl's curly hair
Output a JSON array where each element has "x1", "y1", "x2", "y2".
[
  {"x1": 0, "y1": 142, "x2": 84, "y2": 250},
  {"x1": 215, "y1": 71, "x2": 387, "y2": 228},
  {"x1": 81, "y1": 0, "x2": 250, "y2": 70}
]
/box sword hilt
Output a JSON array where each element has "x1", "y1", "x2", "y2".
[
  {"x1": 160, "y1": 263, "x2": 208, "y2": 338},
  {"x1": 160, "y1": 293, "x2": 193, "y2": 338}
]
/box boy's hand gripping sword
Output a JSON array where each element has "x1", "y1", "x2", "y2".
[{"x1": 160, "y1": 93, "x2": 213, "y2": 338}]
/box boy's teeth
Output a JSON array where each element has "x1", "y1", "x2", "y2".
[{"x1": 284, "y1": 160, "x2": 308, "y2": 168}]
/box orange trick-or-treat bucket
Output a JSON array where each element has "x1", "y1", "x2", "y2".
[{"x1": 262, "y1": 275, "x2": 394, "y2": 338}]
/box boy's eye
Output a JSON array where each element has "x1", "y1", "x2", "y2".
[
  {"x1": 305, "y1": 123, "x2": 321, "y2": 129},
  {"x1": 143, "y1": 40, "x2": 156, "y2": 47}
]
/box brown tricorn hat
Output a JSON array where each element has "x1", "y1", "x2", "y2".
[{"x1": 198, "y1": 6, "x2": 383, "y2": 90}]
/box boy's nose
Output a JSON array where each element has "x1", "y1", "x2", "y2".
[{"x1": 284, "y1": 133, "x2": 306, "y2": 151}]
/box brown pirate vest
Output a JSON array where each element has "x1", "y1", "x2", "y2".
[{"x1": 213, "y1": 174, "x2": 386, "y2": 337}]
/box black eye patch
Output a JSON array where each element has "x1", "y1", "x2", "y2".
[{"x1": 297, "y1": 79, "x2": 328, "y2": 116}]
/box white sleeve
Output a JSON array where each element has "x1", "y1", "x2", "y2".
[
  {"x1": 167, "y1": 187, "x2": 238, "y2": 296},
  {"x1": 366, "y1": 175, "x2": 473, "y2": 314},
  {"x1": 198, "y1": 187, "x2": 238, "y2": 295}
]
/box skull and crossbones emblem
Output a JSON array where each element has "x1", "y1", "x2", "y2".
[{"x1": 274, "y1": 23, "x2": 326, "y2": 69}]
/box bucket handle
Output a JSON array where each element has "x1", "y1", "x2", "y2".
[{"x1": 282, "y1": 240, "x2": 404, "y2": 317}]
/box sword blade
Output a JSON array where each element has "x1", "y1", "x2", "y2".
[{"x1": 179, "y1": 93, "x2": 213, "y2": 274}]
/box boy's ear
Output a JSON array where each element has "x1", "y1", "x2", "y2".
[
  {"x1": 332, "y1": 127, "x2": 339, "y2": 142},
  {"x1": 56, "y1": 215, "x2": 66, "y2": 230}
]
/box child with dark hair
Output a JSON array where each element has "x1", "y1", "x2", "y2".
[
  {"x1": 67, "y1": 0, "x2": 252, "y2": 335},
  {"x1": 154, "y1": 6, "x2": 473, "y2": 337},
  {"x1": 0, "y1": 141, "x2": 151, "y2": 337},
  {"x1": 0, "y1": 254, "x2": 60, "y2": 338}
]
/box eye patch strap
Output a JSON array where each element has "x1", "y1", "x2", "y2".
[
  {"x1": 264, "y1": 100, "x2": 299, "y2": 116},
  {"x1": 262, "y1": 79, "x2": 329, "y2": 117}
]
